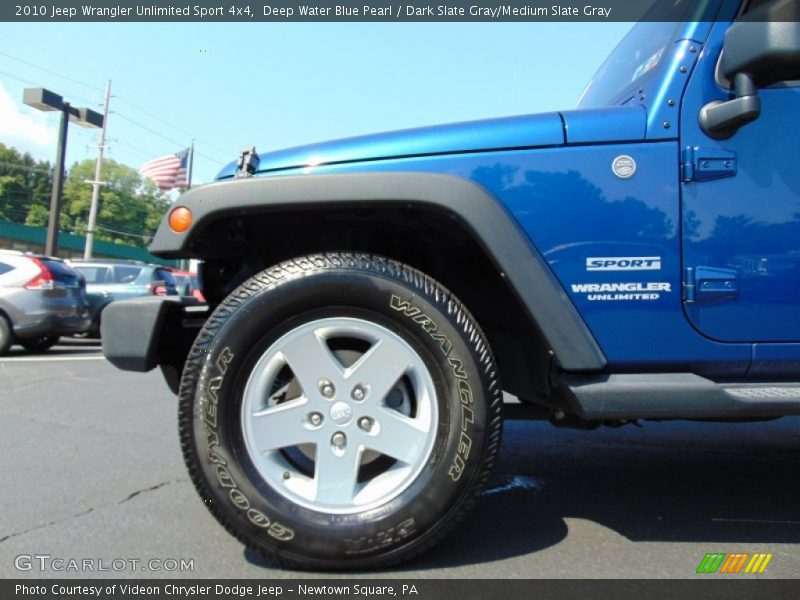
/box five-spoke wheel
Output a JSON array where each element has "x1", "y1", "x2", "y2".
[{"x1": 241, "y1": 317, "x2": 438, "y2": 512}]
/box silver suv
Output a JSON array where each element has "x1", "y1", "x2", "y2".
[
  {"x1": 67, "y1": 259, "x2": 178, "y2": 337},
  {"x1": 0, "y1": 251, "x2": 91, "y2": 354}
]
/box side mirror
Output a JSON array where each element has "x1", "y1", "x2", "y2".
[{"x1": 700, "y1": 0, "x2": 800, "y2": 139}]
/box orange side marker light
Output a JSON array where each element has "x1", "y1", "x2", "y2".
[{"x1": 168, "y1": 206, "x2": 193, "y2": 233}]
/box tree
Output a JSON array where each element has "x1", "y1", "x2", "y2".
[
  {"x1": 0, "y1": 141, "x2": 170, "y2": 248},
  {"x1": 0, "y1": 143, "x2": 53, "y2": 224},
  {"x1": 24, "y1": 204, "x2": 49, "y2": 227},
  {"x1": 60, "y1": 158, "x2": 170, "y2": 247}
]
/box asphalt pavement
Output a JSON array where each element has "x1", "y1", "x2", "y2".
[{"x1": 1, "y1": 340, "x2": 798, "y2": 579}]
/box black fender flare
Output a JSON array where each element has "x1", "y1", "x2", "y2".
[{"x1": 150, "y1": 172, "x2": 605, "y2": 371}]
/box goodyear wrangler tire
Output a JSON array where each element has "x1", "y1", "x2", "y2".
[{"x1": 178, "y1": 253, "x2": 503, "y2": 569}]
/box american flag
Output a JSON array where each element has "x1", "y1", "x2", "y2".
[{"x1": 139, "y1": 148, "x2": 190, "y2": 191}]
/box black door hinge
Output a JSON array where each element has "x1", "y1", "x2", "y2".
[
  {"x1": 684, "y1": 266, "x2": 739, "y2": 303},
  {"x1": 681, "y1": 146, "x2": 737, "y2": 183}
]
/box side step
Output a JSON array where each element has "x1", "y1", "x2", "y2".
[{"x1": 559, "y1": 373, "x2": 800, "y2": 420}]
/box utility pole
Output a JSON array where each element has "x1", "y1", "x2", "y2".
[{"x1": 83, "y1": 79, "x2": 111, "y2": 259}]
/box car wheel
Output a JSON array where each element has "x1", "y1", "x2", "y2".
[
  {"x1": 0, "y1": 314, "x2": 12, "y2": 355},
  {"x1": 21, "y1": 335, "x2": 60, "y2": 353},
  {"x1": 178, "y1": 253, "x2": 503, "y2": 569}
]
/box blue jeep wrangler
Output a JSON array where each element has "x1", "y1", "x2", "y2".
[{"x1": 103, "y1": 0, "x2": 800, "y2": 569}]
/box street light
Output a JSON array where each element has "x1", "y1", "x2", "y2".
[{"x1": 23, "y1": 88, "x2": 104, "y2": 256}]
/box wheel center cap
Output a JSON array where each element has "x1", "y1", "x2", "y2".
[{"x1": 329, "y1": 401, "x2": 353, "y2": 425}]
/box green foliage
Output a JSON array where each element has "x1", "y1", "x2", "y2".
[
  {"x1": 61, "y1": 158, "x2": 170, "y2": 245},
  {"x1": 0, "y1": 142, "x2": 53, "y2": 223},
  {"x1": 0, "y1": 142, "x2": 171, "y2": 248},
  {"x1": 25, "y1": 203, "x2": 49, "y2": 227}
]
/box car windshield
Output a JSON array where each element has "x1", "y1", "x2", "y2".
[
  {"x1": 576, "y1": 0, "x2": 696, "y2": 108},
  {"x1": 75, "y1": 266, "x2": 112, "y2": 284},
  {"x1": 75, "y1": 264, "x2": 143, "y2": 284},
  {"x1": 114, "y1": 265, "x2": 143, "y2": 284}
]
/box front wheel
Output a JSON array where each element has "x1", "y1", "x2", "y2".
[{"x1": 178, "y1": 254, "x2": 503, "y2": 569}]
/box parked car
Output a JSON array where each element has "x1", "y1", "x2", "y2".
[
  {"x1": 66, "y1": 259, "x2": 178, "y2": 337},
  {"x1": 0, "y1": 250, "x2": 90, "y2": 354},
  {"x1": 171, "y1": 270, "x2": 206, "y2": 302},
  {"x1": 103, "y1": 0, "x2": 800, "y2": 570}
]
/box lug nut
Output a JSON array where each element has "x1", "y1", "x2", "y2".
[
  {"x1": 351, "y1": 385, "x2": 366, "y2": 401},
  {"x1": 319, "y1": 379, "x2": 335, "y2": 398},
  {"x1": 309, "y1": 412, "x2": 323, "y2": 426},
  {"x1": 358, "y1": 417, "x2": 373, "y2": 431},
  {"x1": 331, "y1": 432, "x2": 346, "y2": 447}
]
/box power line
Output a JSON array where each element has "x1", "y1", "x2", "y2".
[
  {"x1": 188, "y1": 140, "x2": 233, "y2": 162},
  {"x1": 0, "y1": 66, "x2": 96, "y2": 107},
  {"x1": 95, "y1": 223, "x2": 151, "y2": 238},
  {"x1": 195, "y1": 149, "x2": 229, "y2": 163},
  {"x1": 115, "y1": 96, "x2": 196, "y2": 138},
  {"x1": 114, "y1": 112, "x2": 191, "y2": 150},
  {"x1": 1, "y1": 52, "x2": 234, "y2": 167},
  {"x1": 0, "y1": 68, "x2": 39, "y2": 87},
  {"x1": 0, "y1": 49, "x2": 104, "y2": 94},
  {"x1": 113, "y1": 112, "x2": 230, "y2": 178},
  {"x1": 1, "y1": 51, "x2": 232, "y2": 173},
  {"x1": 112, "y1": 140, "x2": 155, "y2": 161},
  {"x1": 114, "y1": 96, "x2": 234, "y2": 159}
]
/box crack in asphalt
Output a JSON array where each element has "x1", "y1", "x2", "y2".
[
  {"x1": 119, "y1": 479, "x2": 176, "y2": 504},
  {"x1": 0, "y1": 478, "x2": 187, "y2": 543},
  {"x1": 0, "y1": 507, "x2": 95, "y2": 543}
]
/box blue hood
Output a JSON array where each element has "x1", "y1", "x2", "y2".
[{"x1": 215, "y1": 106, "x2": 646, "y2": 179}]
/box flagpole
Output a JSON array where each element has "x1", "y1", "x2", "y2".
[
  {"x1": 187, "y1": 139, "x2": 195, "y2": 190},
  {"x1": 183, "y1": 140, "x2": 195, "y2": 274}
]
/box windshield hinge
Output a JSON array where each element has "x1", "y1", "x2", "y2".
[{"x1": 236, "y1": 146, "x2": 260, "y2": 178}]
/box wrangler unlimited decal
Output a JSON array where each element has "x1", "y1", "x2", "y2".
[{"x1": 571, "y1": 282, "x2": 672, "y2": 301}]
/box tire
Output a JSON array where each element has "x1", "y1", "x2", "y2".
[
  {"x1": 0, "y1": 315, "x2": 12, "y2": 355},
  {"x1": 21, "y1": 335, "x2": 59, "y2": 353},
  {"x1": 178, "y1": 253, "x2": 503, "y2": 569}
]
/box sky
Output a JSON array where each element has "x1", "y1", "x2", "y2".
[{"x1": 0, "y1": 22, "x2": 633, "y2": 186}]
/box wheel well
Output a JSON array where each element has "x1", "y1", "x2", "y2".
[{"x1": 195, "y1": 206, "x2": 556, "y2": 402}]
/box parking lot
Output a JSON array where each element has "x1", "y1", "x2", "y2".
[{"x1": 1, "y1": 340, "x2": 798, "y2": 579}]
